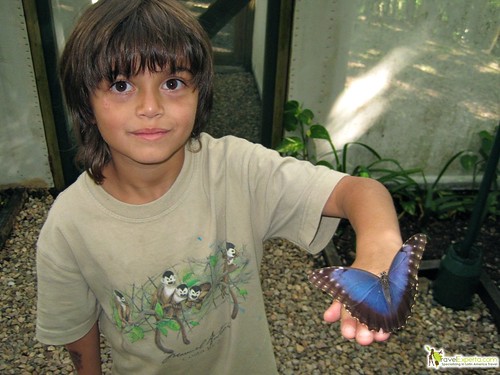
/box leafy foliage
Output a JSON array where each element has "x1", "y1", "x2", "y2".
[{"x1": 276, "y1": 100, "x2": 499, "y2": 221}]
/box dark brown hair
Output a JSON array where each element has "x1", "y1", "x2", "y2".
[{"x1": 60, "y1": 0, "x2": 214, "y2": 184}]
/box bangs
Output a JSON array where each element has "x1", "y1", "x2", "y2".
[
  {"x1": 103, "y1": 26, "x2": 195, "y2": 81},
  {"x1": 89, "y1": 1, "x2": 209, "y2": 88}
]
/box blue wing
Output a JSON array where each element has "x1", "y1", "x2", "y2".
[{"x1": 308, "y1": 233, "x2": 427, "y2": 332}]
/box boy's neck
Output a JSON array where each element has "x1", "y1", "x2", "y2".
[{"x1": 100, "y1": 151, "x2": 185, "y2": 205}]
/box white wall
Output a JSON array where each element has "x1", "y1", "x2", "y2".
[
  {"x1": 2, "y1": 0, "x2": 497, "y2": 188},
  {"x1": 287, "y1": 0, "x2": 499, "y2": 184},
  {"x1": 0, "y1": 1, "x2": 53, "y2": 188},
  {"x1": 0, "y1": 0, "x2": 94, "y2": 188}
]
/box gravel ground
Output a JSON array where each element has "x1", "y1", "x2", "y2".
[
  {"x1": 1, "y1": 72, "x2": 498, "y2": 374},
  {"x1": 1, "y1": 190, "x2": 499, "y2": 374},
  {"x1": 205, "y1": 70, "x2": 262, "y2": 143}
]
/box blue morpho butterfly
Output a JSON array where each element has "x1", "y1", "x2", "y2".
[{"x1": 308, "y1": 233, "x2": 427, "y2": 333}]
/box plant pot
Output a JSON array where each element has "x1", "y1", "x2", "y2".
[{"x1": 432, "y1": 244, "x2": 483, "y2": 310}]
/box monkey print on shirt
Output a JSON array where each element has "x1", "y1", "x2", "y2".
[{"x1": 110, "y1": 241, "x2": 250, "y2": 357}]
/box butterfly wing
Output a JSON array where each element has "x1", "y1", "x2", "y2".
[
  {"x1": 309, "y1": 267, "x2": 393, "y2": 331},
  {"x1": 384, "y1": 233, "x2": 427, "y2": 330},
  {"x1": 308, "y1": 233, "x2": 427, "y2": 333}
]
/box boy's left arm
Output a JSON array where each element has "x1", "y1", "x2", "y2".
[{"x1": 322, "y1": 175, "x2": 403, "y2": 345}]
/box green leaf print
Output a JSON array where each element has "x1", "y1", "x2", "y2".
[
  {"x1": 156, "y1": 321, "x2": 170, "y2": 336},
  {"x1": 165, "y1": 319, "x2": 181, "y2": 331},
  {"x1": 182, "y1": 272, "x2": 199, "y2": 288},
  {"x1": 155, "y1": 302, "x2": 164, "y2": 319},
  {"x1": 128, "y1": 326, "x2": 145, "y2": 342},
  {"x1": 113, "y1": 307, "x2": 123, "y2": 328},
  {"x1": 186, "y1": 278, "x2": 199, "y2": 288},
  {"x1": 183, "y1": 272, "x2": 194, "y2": 282},
  {"x1": 209, "y1": 255, "x2": 218, "y2": 268}
]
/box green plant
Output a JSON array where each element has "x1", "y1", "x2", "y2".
[
  {"x1": 276, "y1": 100, "x2": 497, "y2": 221},
  {"x1": 460, "y1": 126, "x2": 499, "y2": 187},
  {"x1": 277, "y1": 100, "x2": 391, "y2": 175},
  {"x1": 276, "y1": 101, "x2": 425, "y2": 216},
  {"x1": 459, "y1": 126, "x2": 500, "y2": 216},
  {"x1": 405, "y1": 126, "x2": 500, "y2": 220},
  {"x1": 397, "y1": 151, "x2": 478, "y2": 220}
]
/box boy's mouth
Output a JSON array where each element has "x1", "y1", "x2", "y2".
[{"x1": 131, "y1": 128, "x2": 170, "y2": 141}]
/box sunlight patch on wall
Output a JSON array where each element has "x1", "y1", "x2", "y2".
[
  {"x1": 478, "y1": 62, "x2": 499, "y2": 74},
  {"x1": 325, "y1": 46, "x2": 421, "y2": 148},
  {"x1": 413, "y1": 64, "x2": 438, "y2": 75}
]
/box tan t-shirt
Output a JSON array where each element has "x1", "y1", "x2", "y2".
[{"x1": 36, "y1": 134, "x2": 346, "y2": 374}]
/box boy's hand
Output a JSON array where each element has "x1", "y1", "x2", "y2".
[{"x1": 323, "y1": 300, "x2": 391, "y2": 345}]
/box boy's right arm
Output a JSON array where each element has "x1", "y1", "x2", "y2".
[{"x1": 64, "y1": 321, "x2": 102, "y2": 374}]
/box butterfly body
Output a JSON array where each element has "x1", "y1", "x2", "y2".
[{"x1": 309, "y1": 234, "x2": 427, "y2": 333}]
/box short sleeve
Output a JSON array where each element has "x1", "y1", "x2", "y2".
[
  {"x1": 224, "y1": 138, "x2": 348, "y2": 253},
  {"x1": 36, "y1": 215, "x2": 100, "y2": 345}
]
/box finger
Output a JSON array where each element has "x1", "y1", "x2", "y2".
[
  {"x1": 323, "y1": 300, "x2": 342, "y2": 323},
  {"x1": 354, "y1": 323, "x2": 375, "y2": 345},
  {"x1": 341, "y1": 308, "x2": 391, "y2": 344},
  {"x1": 353, "y1": 322, "x2": 391, "y2": 345},
  {"x1": 373, "y1": 329, "x2": 391, "y2": 342},
  {"x1": 339, "y1": 306, "x2": 359, "y2": 340},
  {"x1": 324, "y1": 301, "x2": 391, "y2": 344}
]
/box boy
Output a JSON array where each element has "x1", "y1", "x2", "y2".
[{"x1": 36, "y1": 0, "x2": 402, "y2": 374}]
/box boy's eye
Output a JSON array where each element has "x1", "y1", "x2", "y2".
[
  {"x1": 111, "y1": 81, "x2": 132, "y2": 93},
  {"x1": 164, "y1": 79, "x2": 185, "y2": 91}
]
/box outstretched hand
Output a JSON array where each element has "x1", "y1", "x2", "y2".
[{"x1": 324, "y1": 300, "x2": 391, "y2": 345}]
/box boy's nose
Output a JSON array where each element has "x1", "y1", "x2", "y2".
[{"x1": 136, "y1": 89, "x2": 164, "y2": 118}]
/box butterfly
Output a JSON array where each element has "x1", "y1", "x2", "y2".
[{"x1": 308, "y1": 233, "x2": 427, "y2": 333}]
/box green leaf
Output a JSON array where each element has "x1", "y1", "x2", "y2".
[
  {"x1": 128, "y1": 326, "x2": 145, "y2": 343},
  {"x1": 401, "y1": 201, "x2": 417, "y2": 216},
  {"x1": 480, "y1": 134, "x2": 493, "y2": 156},
  {"x1": 165, "y1": 319, "x2": 181, "y2": 331},
  {"x1": 298, "y1": 109, "x2": 314, "y2": 125},
  {"x1": 182, "y1": 272, "x2": 194, "y2": 283},
  {"x1": 460, "y1": 153, "x2": 478, "y2": 171},
  {"x1": 155, "y1": 303, "x2": 164, "y2": 319},
  {"x1": 283, "y1": 100, "x2": 300, "y2": 131},
  {"x1": 239, "y1": 289, "x2": 248, "y2": 297},
  {"x1": 157, "y1": 321, "x2": 169, "y2": 336},
  {"x1": 113, "y1": 307, "x2": 123, "y2": 328},
  {"x1": 354, "y1": 166, "x2": 371, "y2": 178},
  {"x1": 308, "y1": 124, "x2": 331, "y2": 141},
  {"x1": 276, "y1": 137, "x2": 305, "y2": 154},
  {"x1": 182, "y1": 272, "x2": 199, "y2": 288},
  {"x1": 316, "y1": 160, "x2": 334, "y2": 169},
  {"x1": 284, "y1": 100, "x2": 300, "y2": 112},
  {"x1": 209, "y1": 255, "x2": 218, "y2": 268},
  {"x1": 283, "y1": 111, "x2": 298, "y2": 131}
]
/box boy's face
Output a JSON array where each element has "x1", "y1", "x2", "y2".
[{"x1": 90, "y1": 68, "x2": 199, "y2": 170}]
